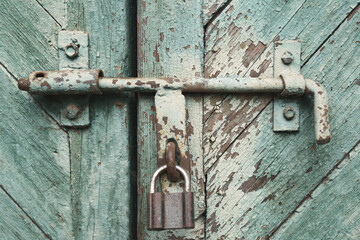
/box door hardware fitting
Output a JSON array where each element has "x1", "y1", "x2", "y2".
[
  {"x1": 18, "y1": 40, "x2": 331, "y2": 230},
  {"x1": 18, "y1": 68, "x2": 331, "y2": 144}
]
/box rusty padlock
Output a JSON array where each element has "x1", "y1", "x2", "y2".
[{"x1": 147, "y1": 165, "x2": 195, "y2": 230}]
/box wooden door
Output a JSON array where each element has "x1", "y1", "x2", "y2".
[
  {"x1": 1, "y1": 0, "x2": 137, "y2": 239},
  {"x1": 1, "y1": 0, "x2": 359, "y2": 239}
]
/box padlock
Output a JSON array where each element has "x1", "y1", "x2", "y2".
[{"x1": 147, "y1": 165, "x2": 195, "y2": 230}]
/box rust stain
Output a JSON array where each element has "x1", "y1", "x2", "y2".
[
  {"x1": 306, "y1": 167, "x2": 312, "y2": 173},
  {"x1": 153, "y1": 44, "x2": 160, "y2": 62},
  {"x1": 160, "y1": 32, "x2": 164, "y2": 41},
  {"x1": 40, "y1": 81, "x2": 51, "y2": 90},
  {"x1": 347, "y1": 4, "x2": 360, "y2": 21},
  {"x1": 184, "y1": 45, "x2": 190, "y2": 50},
  {"x1": 54, "y1": 77, "x2": 64, "y2": 83},
  {"x1": 114, "y1": 101, "x2": 123, "y2": 109}
]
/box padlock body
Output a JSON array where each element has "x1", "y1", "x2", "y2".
[{"x1": 148, "y1": 192, "x2": 194, "y2": 230}]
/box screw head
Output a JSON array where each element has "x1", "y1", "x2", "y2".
[
  {"x1": 281, "y1": 51, "x2": 294, "y2": 65},
  {"x1": 65, "y1": 105, "x2": 80, "y2": 120},
  {"x1": 283, "y1": 106, "x2": 296, "y2": 120}
]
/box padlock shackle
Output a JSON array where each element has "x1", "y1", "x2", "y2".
[{"x1": 150, "y1": 165, "x2": 190, "y2": 193}]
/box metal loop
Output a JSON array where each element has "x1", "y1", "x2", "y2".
[
  {"x1": 165, "y1": 142, "x2": 179, "y2": 182},
  {"x1": 150, "y1": 165, "x2": 190, "y2": 193}
]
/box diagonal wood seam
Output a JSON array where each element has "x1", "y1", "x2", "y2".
[
  {"x1": 0, "y1": 62, "x2": 66, "y2": 134},
  {"x1": 203, "y1": 4, "x2": 358, "y2": 173},
  {"x1": 204, "y1": 0, "x2": 233, "y2": 29},
  {"x1": 34, "y1": 0, "x2": 63, "y2": 28},
  {"x1": 203, "y1": 3, "x2": 359, "y2": 237},
  {"x1": 0, "y1": 185, "x2": 52, "y2": 239},
  {"x1": 267, "y1": 138, "x2": 360, "y2": 239}
]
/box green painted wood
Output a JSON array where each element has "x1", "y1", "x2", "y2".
[
  {"x1": 0, "y1": 0, "x2": 60, "y2": 77},
  {"x1": 36, "y1": 0, "x2": 67, "y2": 27},
  {"x1": 273, "y1": 142, "x2": 360, "y2": 239},
  {"x1": 66, "y1": 0, "x2": 137, "y2": 239},
  {"x1": 137, "y1": 0, "x2": 205, "y2": 238},
  {"x1": 204, "y1": 0, "x2": 358, "y2": 173},
  {"x1": 0, "y1": 0, "x2": 73, "y2": 238},
  {"x1": 0, "y1": 188, "x2": 45, "y2": 239},
  {"x1": 0, "y1": 65, "x2": 72, "y2": 238},
  {"x1": 202, "y1": 0, "x2": 228, "y2": 25},
  {"x1": 205, "y1": 4, "x2": 360, "y2": 239}
]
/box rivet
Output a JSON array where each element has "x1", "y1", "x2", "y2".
[
  {"x1": 283, "y1": 106, "x2": 295, "y2": 120},
  {"x1": 281, "y1": 51, "x2": 293, "y2": 65},
  {"x1": 66, "y1": 105, "x2": 80, "y2": 120}
]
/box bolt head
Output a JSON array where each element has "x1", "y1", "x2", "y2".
[
  {"x1": 65, "y1": 43, "x2": 79, "y2": 59},
  {"x1": 66, "y1": 105, "x2": 80, "y2": 120},
  {"x1": 283, "y1": 106, "x2": 295, "y2": 120},
  {"x1": 281, "y1": 51, "x2": 294, "y2": 65}
]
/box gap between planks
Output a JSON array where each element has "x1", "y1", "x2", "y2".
[
  {"x1": 267, "y1": 138, "x2": 360, "y2": 239},
  {"x1": 34, "y1": 0, "x2": 63, "y2": 28},
  {"x1": 203, "y1": 2, "x2": 359, "y2": 173},
  {"x1": 0, "y1": 62, "x2": 65, "y2": 132},
  {"x1": 0, "y1": 185, "x2": 52, "y2": 239}
]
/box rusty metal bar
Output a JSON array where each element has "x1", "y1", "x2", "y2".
[
  {"x1": 18, "y1": 70, "x2": 331, "y2": 144},
  {"x1": 305, "y1": 79, "x2": 331, "y2": 144},
  {"x1": 20, "y1": 70, "x2": 285, "y2": 94}
]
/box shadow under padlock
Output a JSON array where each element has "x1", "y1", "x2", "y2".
[{"x1": 147, "y1": 165, "x2": 195, "y2": 230}]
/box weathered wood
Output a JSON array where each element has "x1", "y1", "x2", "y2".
[
  {"x1": 0, "y1": 188, "x2": 45, "y2": 239},
  {"x1": 205, "y1": 4, "x2": 360, "y2": 239},
  {"x1": 272, "y1": 141, "x2": 360, "y2": 239},
  {"x1": 0, "y1": 0, "x2": 73, "y2": 238},
  {"x1": 66, "y1": 0, "x2": 137, "y2": 239},
  {"x1": 36, "y1": 0, "x2": 67, "y2": 27},
  {"x1": 0, "y1": 65, "x2": 72, "y2": 238},
  {"x1": 137, "y1": 0, "x2": 205, "y2": 238},
  {"x1": 202, "y1": 0, "x2": 228, "y2": 25},
  {"x1": 204, "y1": 0, "x2": 358, "y2": 172}
]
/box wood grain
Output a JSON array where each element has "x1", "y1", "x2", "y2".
[
  {"x1": 272, "y1": 141, "x2": 360, "y2": 239},
  {"x1": 0, "y1": 65, "x2": 72, "y2": 238},
  {"x1": 137, "y1": 0, "x2": 205, "y2": 238},
  {"x1": 67, "y1": 0, "x2": 137, "y2": 239},
  {"x1": 0, "y1": 0, "x2": 72, "y2": 238},
  {"x1": 205, "y1": 4, "x2": 360, "y2": 239}
]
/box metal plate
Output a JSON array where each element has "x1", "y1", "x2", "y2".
[
  {"x1": 273, "y1": 41, "x2": 301, "y2": 131},
  {"x1": 58, "y1": 31, "x2": 90, "y2": 127}
]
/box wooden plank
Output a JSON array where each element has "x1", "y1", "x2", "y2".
[
  {"x1": 203, "y1": 0, "x2": 358, "y2": 172},
  {"x1": 0, "y1": 0, "x2": 60, "y2": 78},
  {"x1": 205, "y1": 7, "x2": 360, "y2": 239},
  {"x1": 0, "y1": 65, "x2": 72, "y2": 238},
  {"x1": 137, "y1": 0, "x2": 205, "y2": 238},
  {"x1": 67, "y1": 0, "x2": 137, "y2": 239},
  {"x1": 0, "y1": 188, "x2": 46, "y2": 239},
  {"x1": 36, "y1": 0, "x2": 67, "y2": 27},
  {"x1": 202, "y1": 0, "x2": 228, "y2": 25},
  {"x1": 272, "y1": 141, "x2": 360, "y2": 239}
]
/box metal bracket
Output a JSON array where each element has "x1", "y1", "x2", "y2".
[
  {"x1": 273, "y1": 41, "x2": 302, "y2": 131},
  {"x1": 155, "y1": 89, "x2": 190, "y2": 179},
  {"x1": 58, "y1": 31, "x2": 90, "y2": 128}
]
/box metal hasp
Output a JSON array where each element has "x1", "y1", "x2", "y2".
[
  {"x1": 18, "y1": 69, "x2": 331, "y2": 144},
  {"x1": 273, "y1": 41, "x2": 303, "y2": 132},
  {"x1": 58, "y1": 31, "x2": 90, "y2": 128},
  {"x1": 148, "y1": 165, "x2": 194, "y2": 230}
]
